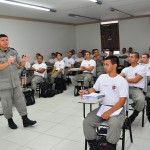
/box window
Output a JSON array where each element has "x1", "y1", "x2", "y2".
[{"x1": 100, "y1": 23, "x2": 120, "y2": 51}]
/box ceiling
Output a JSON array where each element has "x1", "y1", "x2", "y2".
[{"x1": 0, "y1": 0, "x2": 150, "y2": 25}]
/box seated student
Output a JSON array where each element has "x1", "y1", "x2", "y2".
[
  {"x1": 71, "y1": 49, "x2": 77, "y2": 60},
  {"x1": 71, "y1": 51, "x2": 96, "y2": 91},
  {"x1": 91, "y1": 49, "x2": 96, "y2": 58},
  {"x1": 47, "y1": 53, "x2": 57, "y2": 66},
  {"x1": 101, "y1": 49, "x2": 108, "y2": 60},
  {"x1": 49, "y1": 53, "x2": 65, "y2": 84},
  {"x1": 93, "y1": 49, "x2": 104, "y2": 77},
  {"x1": 20, "y1": 55, "x2": 31, "y2": 87},
  {"x1": 80, "y1": 55, "x2": 128, "y2": 150},
  {"x1": 74, "y1": 52, "x2": 84, "y2": 68},
  {"x1": 138, "y1": 53, "x2": 150, "y2": 121},
  {"x1": 63, "y1": 51, "x2": 75, "y2": 79},
  {"x1": 109, "y1": 50, "x2": 114, "y2": 56},
  {"x1": 32, "y1": 53, "x2": 45, "y2": 65},
  {"x1": 28, "y1": 55, "x2": 47, "y2": 94},
  {"x1": 128, "y1": 47, "x2": 133, "y2": 54},
  {"x1": 118, "y1": 48, "x2": 128, "y2": 66},
  {"x1": 81, "y1": 50, "x2": 87, "y2": 58},
  {"x1": 120, "y1": 52, "x2": 146, "y2": 126}
]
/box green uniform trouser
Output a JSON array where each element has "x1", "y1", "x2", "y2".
[
  {"x1": 83, "y1": 108, "x2": 125, "y2": 144},
  {"x1": 71, "y1": 72, "x2": 93, "y2": 87},
  {"x1": 27, "y1": 75, "x2": 43, "y2": 90},
  {"x1": 129, "y1": 87, "x2": 145, "y2": 111},
  {"x1": 50, "y1": 72, "x2": 62, "y2": 84},
  {"x1": 0, "y1": 86, "x2": 27, "y2": 119},
  {"x1": 146, "y1": 85, "x2": 150, "y2": 98}
]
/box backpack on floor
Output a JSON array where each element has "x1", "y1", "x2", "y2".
[
  {"x1": 39, "y1": 79, "x2": 55, "y2": 98},
  {"x1": 23, "y1": 89, "x2": 35, "y2": 106},
  {"x1": 55, "y1": 78, "x2": 67, "y2": 92}
]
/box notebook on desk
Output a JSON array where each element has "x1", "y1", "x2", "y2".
[
  {"x1": 81, "y1": 92, "x2": 105, "y2": 100},
  {"x1": 74, "y1": 92, "x2": 105, "y2": 104}
]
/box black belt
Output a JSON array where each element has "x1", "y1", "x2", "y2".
[
  {"x1": 65, "y1": 67, "x2": 69, "y2": 68},
  {"x1": 83, "y1": 72, "x2": 92, "y2": 74},
  {"x1": 130, "y1": 87, "x2": 143, "y2": 90}
]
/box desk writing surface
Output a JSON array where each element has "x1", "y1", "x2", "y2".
[
  {"x1": 74, "y1": 97, "x2": 103, "y2": 104},
  {"x1": 68, "y1": 68, "x2": 81, "y2": 72}
]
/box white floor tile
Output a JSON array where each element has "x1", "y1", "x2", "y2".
[
  {"x1": 0, "y1": 138, "x2": 20, "y2": 150},
  {"x1": 133, "y1": 125, "x2": 150, "y2": 140},
  {"x1": 3, "y1": 128, "x2": 41, "y2": 145},
  {"x1": 45, "y1": 124, "x2": 78, "y2": 138},
  {"x1": 51, "y1": 139, "x2": 84, "y2": 150},
  {"x1": 16, "y1": 146, "x2": 34, "y2": 150},
  {"x1": 66, "y1": 127, "x2": 85, "y2": 143},
  {"x1": 125, "y1": 137, "x2": 150, "y2": 150},
  {"x1": 25, "y1": 134, "x2": 62, "y2": 150},
  {"x1": 60, "y1": 115, "x2": 83, "y2": 127}
]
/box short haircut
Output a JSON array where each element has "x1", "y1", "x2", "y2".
[
  {"x1": 104, "y1": 55, "x2": 119, "y2": 68},
  {"x1": 68, "y1": 51, "x2": 73, "y2": 55},
  {"x1": 0, "y1": 34, "x2": 8, "y2": 38},
  {"x1": 57, "y1": 52, "x2": 62, "y2": 56},
  {"x1": 37, "y1": 55, "x2": 43, "y2": 60},
  {"x1": 130, "y1": 52, "x2": 139, "y2": 59},
  {"x1": 51, "y1": 53, "x2": 55, "y2": 55},
  {"x1": 85, "y1": 51, "x2": 91, "y2": 55},
  {"x1": 142, "y1": 53, "x2": 149, "y2": 58},
  {"x1": 36, "y1": 53, "x2": 40, "y2": 56}
]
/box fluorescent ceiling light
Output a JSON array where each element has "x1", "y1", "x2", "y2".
[
  {"x1": 68, "y1": 13, "x2": 100, "y2": 21},
  {"x1": 109, "y1": 7, "x2": 133, "y2": 17},
  {"x1": 0, "y1": 0, "x2": 56, "y2": 12},
  {"x1": 90, "y1": 0, "x2": 97, "y2": 2},
  {"x1": 90, "y1": 0, "x2": 102, "y2": 5},
  {"x1": 101, "y1": 20, "x2": 118, "y2": 25}
]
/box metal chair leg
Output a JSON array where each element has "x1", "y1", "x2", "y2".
[
  {"x1": 122, "y1": 127, "x2": 125, "y2": 150},
  {"x1": 85, "y1": 139, "x2": 87, "y2": 150},
  {"x1": 129, "y1": 124, "x2": 133, "y2": 143},
  {"x1": 142, "y1": 106, "x2": 145, "y2": 127}
]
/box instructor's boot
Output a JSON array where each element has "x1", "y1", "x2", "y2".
[
  {"x1": 8, "y1": 118, "x2": 18, "y2": 129},
  {"x1": 22, "y1": 115, "x2": 37, "y2": 127}
]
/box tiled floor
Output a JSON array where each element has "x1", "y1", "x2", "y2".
[{"x1": 0, "y1": 85, "x2": 150, "y2": 150}]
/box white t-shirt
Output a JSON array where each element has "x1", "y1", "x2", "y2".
[
  {"x1": 25, "y1": 62, "x2": 31, "y2": 69},
  {"x1": 32, "y1": 63, "x2": 47, "y2": 77},
  {"x1": 75, "y1": 57, "x2": 84, "y2": 62},
  {"x1": 54, "y1": 60, "x2": 65, "y2": 73},
  {"x1": 93, "y1": 74, "x2": 128, "y2": 106},
  {"x1": 139, "y1": 63, "x2": 150, "y2": 77},
  {"x1": 119, "y1": 52, "x2": 128, "y2": 66},
  {"x1": 121, "y1": 65, "x2": 146, "y2": 89},
  {"x1": 81, "y1": 59, "x2": 96, "y2": 74},
  {"x1": 72, "y1": 54, "x2": 77, "y2": 60},
  {"x1": 63, "y1": 57, "x2": 75, "y2": 67},
  {"x1": 48, "y1": 58, "x2": 57, "y2": 64}
]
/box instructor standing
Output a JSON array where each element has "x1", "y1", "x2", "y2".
[{"x1": 0, "y1": 34, "x2": 36, "y2": 129}]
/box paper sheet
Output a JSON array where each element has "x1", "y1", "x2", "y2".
[{"x1": 96, "y1": 105, "x2": 123, "y2": 117}]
